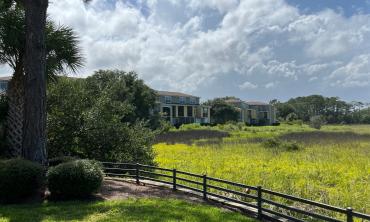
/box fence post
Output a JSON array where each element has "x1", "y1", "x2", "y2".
[
  {"x1": 135, "y1": 163, "x2": 139, "y2": 184},
  {"x1": 203, "y1": 174, "x2": 207, "y2": 200},
  {"x1": 173, "y1": 169, "x2": 177, "y2": 191},
  {"x1": 346, "y1": 207, "x2": 353, "y2": 222},
  {"x1": 257, "y1": 186, "x2": 262, "y2": 219}
]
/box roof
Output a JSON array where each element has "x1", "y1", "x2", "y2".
[
  {"x1": 156, "y1": 90, "x2": 199, "y2": 98},
  {"x1": 224, "y1": 98, "x2": 243, "y2": 104},
  {"x1": 245, "y1": 101, "x2": 269, "y2": 106},
  {"x1": 0, "y1": 76, "x2": 12, "y2": 81}
]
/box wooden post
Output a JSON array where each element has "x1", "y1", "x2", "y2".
[
  {"x1": 203, "y1": 174, "x2": 207, "y2": 200},
  {"x1": 257, "y1": 186, "x2": 262, "y2": 219},
  {"x1": 173, "y1": 169, "x2": 177, "y2": 191},
  {"x1": 135, "y1": 163, "x2": 139, "y2": 184},
  {"x1": 346, "y1": 207, "x2": 353, "y2": 222}
]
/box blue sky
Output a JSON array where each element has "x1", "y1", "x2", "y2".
[
  {"x1": 1, "y1": 0, "x2": 370, "y2": 103},
  {"x1": 286, "y1": 0, "x2": 370, "y2": 17}
]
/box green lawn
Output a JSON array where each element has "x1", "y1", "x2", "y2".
[
  {"x1": 0, "y1": 198, "x2": 256, "y2": 222},
  {"x1": 154, "y1": 124, "x2": 370, "y2": 215}
]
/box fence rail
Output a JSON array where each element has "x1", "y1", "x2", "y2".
[{"x1": 101, "y1": 162, "x2": 370, "y2": 222}]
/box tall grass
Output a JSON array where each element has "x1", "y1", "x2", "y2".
[{"x1": 154, "y1": 124, "x2": 370, "y2": 215}]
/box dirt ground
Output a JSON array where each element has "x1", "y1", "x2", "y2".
[
  {"x1": 97, "y1": 178, "x2": 265, "y2": 220},
  {"x1": 97, "y1": 178, "x2": 204, "y2": 203}
]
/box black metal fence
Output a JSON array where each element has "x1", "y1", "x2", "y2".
[{"x1": 102, "y1": 162, "x2": 370, "y2": 222}]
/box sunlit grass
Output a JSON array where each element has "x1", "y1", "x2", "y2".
[
  {"x1": 0, "y1": 198, "x2": 255, "y2": 222},
  {"x1": 154, "y1": 124, "x2": 370, "y2": 215}
]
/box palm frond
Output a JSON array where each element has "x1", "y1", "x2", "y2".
[
  {"x1": 45, "y1": 22, "x2": 84, "y2": 81},
  {"x1": 0, "y1": 5, "x2": 25, "y2": 68}
]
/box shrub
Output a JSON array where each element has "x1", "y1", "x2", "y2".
[
  {"x1": 285, "y1": 112, "x2": 298, "y2": 122},
  {"x1": 179, "y1": 123, "x2": 202, "y2": 131},
  {"x1": 0, "y1": 159, "x2": 44, "y2": 203},
  {"x1": 48, "y1": 156, "x2": 78, "y2": 167},
  {"x1": 263, "y1": 138, "x2": 282, "y2": 148},
  {"x1": 47, "y1": 159, "x2": 103, "y2": 198},
  {"x1": 309, "y1": 115, "x2": 326, "y2": 130},
  {"x1": 281, "y1": 141, "x2": 300, "y2": 151},
  {"x1": 262, "y1": 138, "x2": 301, "y2": 151}
]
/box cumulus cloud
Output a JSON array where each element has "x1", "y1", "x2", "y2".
[
  {"x1": 239, "y1": 81, "x2": 258, "y2": 90},
  {"x1": 1, "y1": 0, "x2": 367, "y2": 101},
  {"x1": 328, "y1": 54, "x2": 370, "y2": 88}
]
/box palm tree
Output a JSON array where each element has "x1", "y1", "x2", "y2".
[{"x1": 0, "y1": 5, "x2": 83, "y2": 158}]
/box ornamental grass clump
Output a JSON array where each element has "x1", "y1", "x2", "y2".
[
  {"x1": 262, "y1": 138, "x2": 301, "y2": 151},
  {"x1": 47, "y1": 159, "x2": 103, "y2": 199},
  {"x1": 0, "y1": 159, "x2": 44, "y2": 203}
]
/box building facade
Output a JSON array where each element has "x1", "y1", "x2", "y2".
[
  {"x1": 155, "y1": 91, "x2": 210, "y2": 125},
  {"x1": 0, "y1": 76, "x2": 11, "y2": 94},
  {"x1": 225, "y1": 98, "x2": 276, "y2": 125}
]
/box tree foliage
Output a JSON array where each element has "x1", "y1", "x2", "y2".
[
  {"x1": 309, "y1": 115, "x2": 326, "y2": 130},
  {"x1": 47, "y1": 70, "x2": 159, "y2": 165},
  {"x1": 273, "y1": 95, "x2": 369, "y2": 124},
  {"x1": 203, "y1": 98, "x2": 239, "y2": 124},
  {"x1": 0, "y1": 5, "x2": 83, "y2": 80}
]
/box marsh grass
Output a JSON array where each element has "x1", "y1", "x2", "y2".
[
  {"x1": 279, "y1": 131, "x2": 370, "y2": 144},
  {"x1": 154, "y1": 124, "x2": 370, "y2": 217},
  {"x1": 155, "y1": 130, "x2": 229, "y2": 145}
]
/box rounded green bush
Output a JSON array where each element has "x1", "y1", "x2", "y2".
[
  {"x1": 48, "y1": 156, "x2": 77, "y2": 167},
  {"x1": 47, "y1": 159, "x2": 103, "y2": 198},
  {"x1": 0, "y1": 159, "x2": 44, "y2": 203}
]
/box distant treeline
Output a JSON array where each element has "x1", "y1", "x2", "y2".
[{"x1": 271, "y1": 95, "x2": 370, "y2": 124}]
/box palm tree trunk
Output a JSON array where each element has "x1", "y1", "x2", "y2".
[
  {"x1": 22, "y1": 0, "x2": 48, "y2": 165},
  {"x1": 6, "y1": 63, "x2": 24, "y2": 157}
]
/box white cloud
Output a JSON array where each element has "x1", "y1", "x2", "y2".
[
  {"x1": 328, "y1": 54, "x2": 370, "y2": 88},
  {"x1": 7, "y1": 0, "x2": 365, "y2": 101},
  {"x1": 265, "y1": 82, "x2": 277, "y2": 88},
  {"x1": 239, "y1": 81, "x2": 258, "y2": 90}
]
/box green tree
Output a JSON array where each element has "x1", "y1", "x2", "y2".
[
  {"x1": 309, "y1": 115, "x2": 326, "y2": 130},
  {"x1": 84, "y1": 70, "x2": 156, "y2": 122},
  {"x1": 204, "y1": 98, "x2": 239, "y2": 124},
  {"x1": 47, "y1": 71, "x2": 157, "y2": 165},
  {"x1": 276, "y1": 95, "x2": 357, "y2": 124},
  {"x1": 47, "y1": 77, "x2": 86, "y2": 157}
]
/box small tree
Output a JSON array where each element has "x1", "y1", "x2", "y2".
[
  {"x1": 309, "y1": 115, "x2": 326, "y2": 130},
  {"x1": 47, "y1": 71, "x2": 158, "y2": 165},
  {"x1": 203, "y1": 99, "x2": 239, "y2": 124},
  {"x1": 285, "y1": 112, "x2": 298, "y2": 122}
]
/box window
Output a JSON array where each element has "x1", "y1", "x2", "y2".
[
  {"x1": 190, "y1": 97, "x2": 196, "y2": 104},
  {"x1": 202, "y1": 107, "x2": 208, "y2": 118},
  {"x1": 178, "y1": 106, "x2": 184, "y2": 117},
  {"x1": 186, "y1": 97, "x2": 190, "y2": 104},
  {"x1": 187, "y1": 106, "x2": 193, "y2": 117},
  {"x1": 0, "y1": 81, "x2": 7, "y2": 92},
  {"x1": 179, "y1": 97, "x2": 185, "y2": 104},
  {"x1": 262, "y1": 111, "x2": 268, "y2": 119},
  {"x1": 247, "y1": 110, "x2": 252, "y2": 119},
  {"x1": 162, "y1": 107, "x2": 171, "y2": 116},
  {"x1": 165, "y1": 96, "x2": 171, "y2": 104}
]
